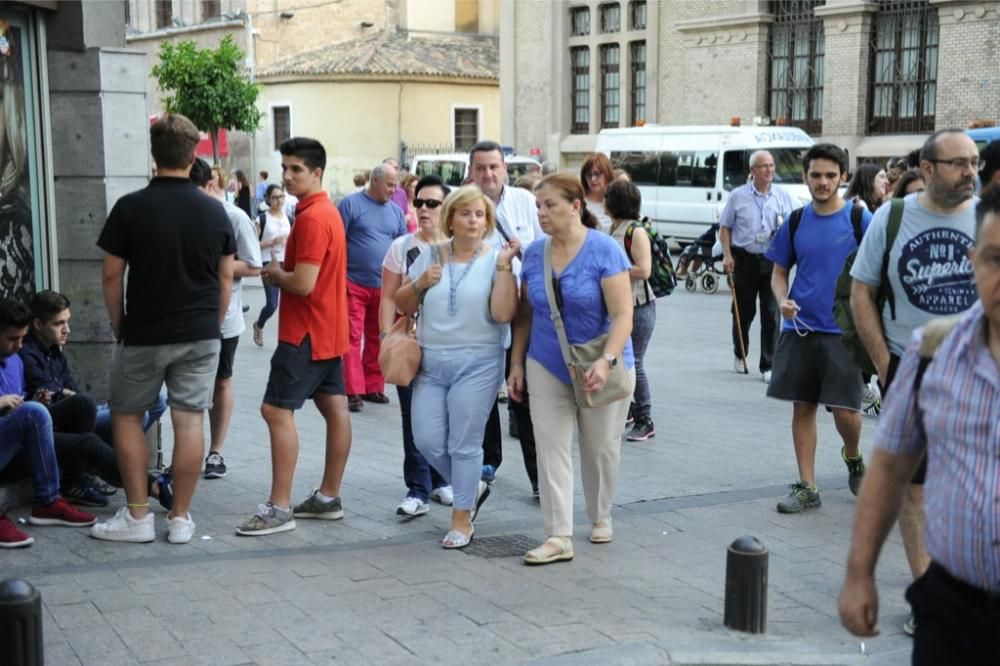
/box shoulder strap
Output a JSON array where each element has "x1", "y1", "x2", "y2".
[
  {"x1": 542, "y1": 238, "x2": 575, "y2": 371},
  {"x1": 850, "y1": 205, "x2": 864, "y2": 246},
  {"x1": 623, "y1": 221, "x2": 637, "y2": 262},
  {"x1": 880, "y1": 197, "x2": 905, "y2": 320},
  {"x1": 787, "y1": 206, "x2": 805, "y2": 265}
]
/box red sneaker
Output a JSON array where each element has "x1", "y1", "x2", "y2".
[
  {"x1": 28, "y1": 498, "x2": 97, "y2": 527},
  {"x1": 0, "y1": 515, "x2": 34, "y2": 548}
]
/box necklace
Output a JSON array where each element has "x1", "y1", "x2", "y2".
[{"x1": 447, "y1": 238, "x2": 481, "y2": 316}]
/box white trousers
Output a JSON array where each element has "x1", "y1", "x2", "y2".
[{"x1": 526, "y1": 358, "x2": 634, "y2": 537}]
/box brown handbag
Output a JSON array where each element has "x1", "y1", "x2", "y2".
[{"x1": 378, "y1": 315, "x2": 421, "y2": 386}]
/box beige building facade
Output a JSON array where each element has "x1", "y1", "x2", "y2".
[
  {"x1": 126, "y1": 0, "x2": 501, "y2": 195},
  {"x1": 501, "y1": 0, "x2": 1000, "y2": 167}
]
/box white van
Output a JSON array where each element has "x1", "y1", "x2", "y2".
[
  {"x1": 411, "y1": 153, "x2": 541, "y2": 187},
  {"x1": 595, "y1": 125, "x2": 815, "y2": 241}
]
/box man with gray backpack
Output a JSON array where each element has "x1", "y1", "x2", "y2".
[{"x1": 849, "y1": 129, "x2": 980, "y2": 636}]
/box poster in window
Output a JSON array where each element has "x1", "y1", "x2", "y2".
[{"x1": 0, "y1": 18, "x2": 33, "y2": 302}]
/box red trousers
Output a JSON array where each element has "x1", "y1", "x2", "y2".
[{"x1": 345, "y1": 280, "x2": 384, "y2": 395}]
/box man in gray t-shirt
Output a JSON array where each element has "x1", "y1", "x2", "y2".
[{"x1": 848, "y1": 129, "x2": 979, "y2": 637}]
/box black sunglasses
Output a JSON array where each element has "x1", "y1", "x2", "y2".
[{"x1": 413, "y1": 198, "x2": 443, "y2": 209}]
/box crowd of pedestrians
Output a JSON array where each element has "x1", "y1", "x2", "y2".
[{"x1": 0, "y1": 113, "x2": 997, "y2": 663}]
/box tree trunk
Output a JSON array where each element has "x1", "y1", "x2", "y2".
[{"x1": 210, "y1": 128, "x2": 220, "y2": 165}]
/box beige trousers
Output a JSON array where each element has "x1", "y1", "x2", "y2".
[{"x1": 526, "y1": 358, "x2": 634, "y2": 537}]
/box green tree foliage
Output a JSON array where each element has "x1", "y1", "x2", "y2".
[{"x1": 151, "y1": 35, "x2": 261, "y2": 164}]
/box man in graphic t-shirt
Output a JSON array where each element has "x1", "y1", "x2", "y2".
[{"x1": 849, "y1": 128, "x2": 979, "y2": 636}]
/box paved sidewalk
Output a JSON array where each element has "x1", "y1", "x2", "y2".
[{"x1": 1, "y1": 285, "x2": 915, "y2": 665}]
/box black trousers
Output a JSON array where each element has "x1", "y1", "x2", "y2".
[
  {"x1": 46, "y1": 393, "x2": 120, "y2": 487},
  {"x1": 47, "y1": 393, "x2": 98, "y2": 434},
  {"x1": 481, "y1": 348, "x2": 538, "y2": 489},
  {"x1": 908, "y1": 562, "x2": 1000, "y2": 665},
  {"x1": 731, "y1": 247, "x2": 779, "y2": 372}
]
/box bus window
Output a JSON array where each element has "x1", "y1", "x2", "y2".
[
  {"x1": 658, "y1": 152, "x2": 678, "y2": 186},
  {"x1": 692, "y1": 151, "x2": 718, "y2": 188}
]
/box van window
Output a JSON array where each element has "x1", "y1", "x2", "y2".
[
  {"x1": 663, "y1": 151, "x2": 717, "y2": 187},
  {"x1": 507, "y1": 162, "x2": 538, "y2": 181},
  {"x1": 415, "y1": 160, "x2": 466, "y2": 187},
  {"x1": 722, "y1": 147, "x2": 807, "y2": 190},
  {"x1": 723, "y1": 150, "x2": 749, "y2": 191},
  {"x1": 610, "y1": 151, "x2": 658, "y2": 185}
]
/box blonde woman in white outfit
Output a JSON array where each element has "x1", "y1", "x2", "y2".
[{"x1": 508, "y1": 174, "x2": 635, "y2": 565}]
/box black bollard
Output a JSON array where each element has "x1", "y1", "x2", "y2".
[
  {"x1": 0, "y1": 578, "x2": 44, "y2": 666},
  {"x1": 723, "y1": 535, "x2": 768, "y2": 633}
]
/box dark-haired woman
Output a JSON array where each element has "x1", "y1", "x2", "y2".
[
  {"x1": 509, "y1": 173, "x2": 634, "y2": 565},
  {"x1": 605, "y1": 179, "x2": 656, "y2": 442},
  {"x1": 235, "y1": 169, "x2": 253, "y2": 218},
  {"x1": 252, "y1": 184, "x2": 291, "y2": 346},
  {"x1": 892, "y1": 168, "x2": 924, "y2": 199},
  {"x1": 846, "y1": 163, "x2": 890, "y2": 213}
]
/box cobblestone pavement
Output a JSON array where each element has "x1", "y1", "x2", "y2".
[{"x1": 1, "y1": 284, "x2": 915, "y2": 665}]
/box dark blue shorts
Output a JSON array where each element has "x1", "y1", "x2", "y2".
[{"x1": 263, "y1": 335, "x2": 345, "y2": 410}]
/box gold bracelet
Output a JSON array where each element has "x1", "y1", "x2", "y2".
[{"x1": 496, "y1": 263, "x2": 512, "y2": 272}]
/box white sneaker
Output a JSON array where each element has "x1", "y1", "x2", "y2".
[
  {"x1": 429, "y1": 485, "x2": 454, "y2": 506},
  {"x1": 396, "y1": 496, "x2": 429, "y2": 518},
  {"x1": 90, "y1": 507, "x2": 155, "y2": 543},
  {"x1": 166, "y1": 513, "x2": 196, "y2": 544},
  {"x1": 762, "y1": 370, "x2": 772, "y2": 384},
  {"x1": 733, "y1": 357, "x2": 746, "y2": 374},
  {"x1": 862, "y1": 382, "x2": 880, "y2": 404}
]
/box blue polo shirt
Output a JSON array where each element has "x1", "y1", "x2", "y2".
[{"x1": 338, "y1": 191, "x2": 406, "y2": 288}]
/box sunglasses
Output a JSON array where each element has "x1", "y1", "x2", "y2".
[{"x1": 413, "y1": 198, "x2": 443, "y2": 209}]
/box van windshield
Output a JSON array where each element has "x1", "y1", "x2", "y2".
[
  {"x1": 415, "y1": 160, "x2": 466, "y2": 187},
  {"x1": 722, "y1": 148, "x2": 808, "y2": 191}
]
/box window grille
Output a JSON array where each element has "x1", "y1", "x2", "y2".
[
  {"x1": 601, "y1": 44, "x2": 621, "y2": 128},
  {"x1": 767, "y1": 1, "x2": 824, "y2": 135},
  {"x1": 571, "y1": 47, "x2": 591, "y2": 134},
  {"x1": 570, "y1": 6, "x2": 590, "y2": 36},
  {"x1": 629, "y1": 41, "x2": 646, "y2": 125},
  {"x1": 600, "y1": 3, "x2": 620, "y2": 33},
  {"x1": 867, "y1": 0, "x2": 938, "y2": 134}
]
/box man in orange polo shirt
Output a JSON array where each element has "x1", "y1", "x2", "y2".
[{"x1": 236, "y1": 137, "x2": 353, "y2": 536}]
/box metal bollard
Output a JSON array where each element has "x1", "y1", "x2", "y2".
[
  {"x1": 723, "y1": 535, "x2": 768, "y2": 633},
  {"x1": 0, "y1": 578, "x2": 44, "y2": 666}
]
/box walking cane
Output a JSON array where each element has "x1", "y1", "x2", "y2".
[{"x1": 727, "y1": 273, "x2": 750, "y2": 374}]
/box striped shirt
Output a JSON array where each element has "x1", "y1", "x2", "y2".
[{"x1": 875, "y1": 301, "x2": 1000, "y2": 592}]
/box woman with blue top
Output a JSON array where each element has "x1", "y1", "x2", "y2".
[
  {"x1": 396, "y1": 185, "x2": 520, "y2": 549},
  {"x1": 509, "y1": 173, "x2": 635, "y2": 565}
]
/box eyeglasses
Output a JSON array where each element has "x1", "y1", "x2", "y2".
[
  {"x1": 413, "y1": 198, "x2": 443, "y2": 209},
  {"x1": 586, "y1": 171, "x2": 605, "y2": 180},
  {"x1": 928, "y1": 158, "x2": 986, "y2": 172}
]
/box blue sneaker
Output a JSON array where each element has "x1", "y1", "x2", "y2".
[
  {"x1": 64, "y1": 482, "x2": 110, "y2": 508},
  {"x1": 481, "y1": 464, "x2": 496, "y2": 484}
]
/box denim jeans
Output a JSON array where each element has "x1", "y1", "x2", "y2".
[
  {"x1": 94, "y1": 387, "x2": 167, "y2": 445},
  {"x1": 412, "y1": 348, "x2": 503, "y2": 510},
  {"x1": 630, "y1": 301, "x2": 657, "y2": 421},
  {"x1": 0, "y1": 402, "x2": 61, "y2": 506},
  {"x1": 396, "y1": 383, "x2": 447, "y2": 501},
  {"x1": 256, "y1": 263, "x2": 280, "y2": 328}
]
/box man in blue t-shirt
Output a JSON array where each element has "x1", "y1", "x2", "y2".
[
  {"x1": 765, "y1": 144, "x2": 872, "y2": 515},
  {"x1": 337, "y1": 163, "x2": 406, "y2": 412}
]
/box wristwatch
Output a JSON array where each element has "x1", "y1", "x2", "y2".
[{"x1": 602, "y1": 353, "x2": 618, "y2": 368}]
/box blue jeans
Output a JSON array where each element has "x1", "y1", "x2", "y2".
[
  {"x1": 256, "y1": 264, "x2": 280, "y2": 328},
  {"x1": 412, "y1": 348, "x2": 503, "y2": 510},
  {"x1": 630, "y1": 301, "x2": 656, "y2": 421},
  {"x1": 396, "y1": 384, "x2": 447, "y2": 501},
  {"x1": 95, "y1": 387, "x2": 167, "y2": 445},
  {"x1": 0, "y1": 402, "x2": 61, "y2": 506}
]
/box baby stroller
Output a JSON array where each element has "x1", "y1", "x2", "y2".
[{"x1": 676, "y1": 223, "x2": 725, "y2": 294}]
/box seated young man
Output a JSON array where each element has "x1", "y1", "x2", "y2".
[
  {"x1": 18, "y1": 291, "x2": 172, "y2": 509},
  {"x1": 20, "y1": 290, "x2": 167, "y2": 447},
  {"x1": 0, "y1": 298, "x2": 97, "y2": 548}
]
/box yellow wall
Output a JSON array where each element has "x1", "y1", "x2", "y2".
[{"x1": 255, "y1": 79, "x2": 500, "y2": 196}]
